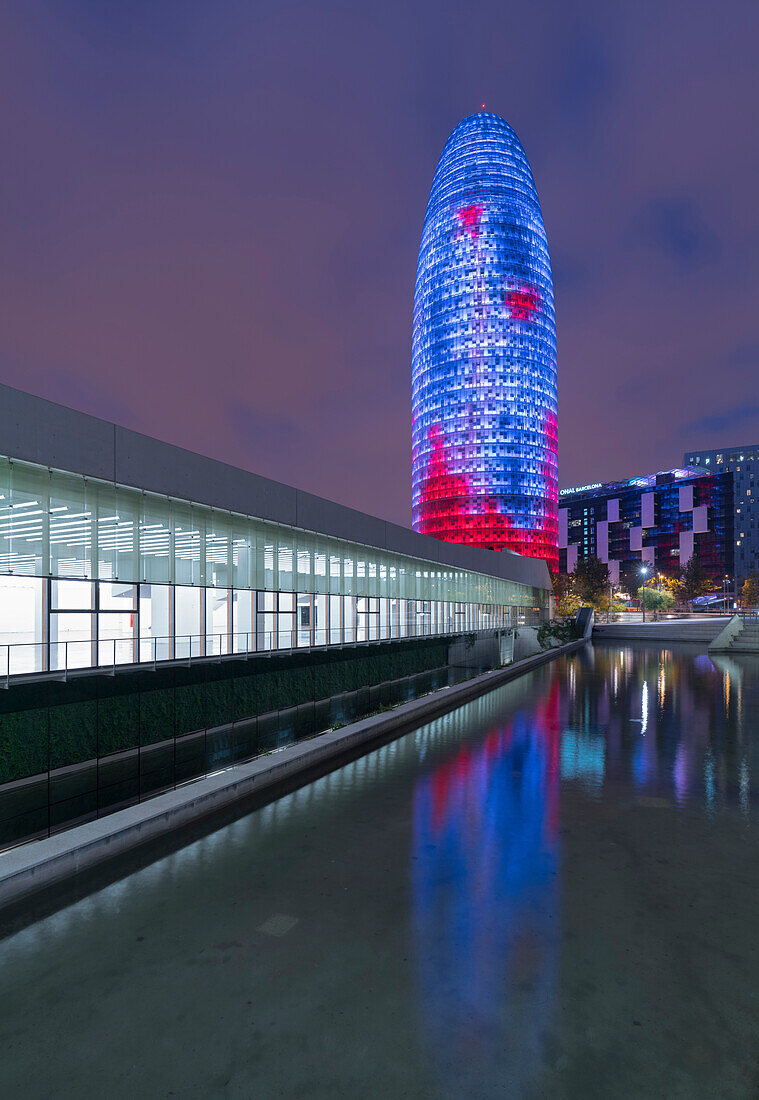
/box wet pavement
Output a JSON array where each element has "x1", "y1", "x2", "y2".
[{"x1": 1, "y1": 642, "x2": 758, "y2": 1098}]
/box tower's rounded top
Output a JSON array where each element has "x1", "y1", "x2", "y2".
[{"x1": 427, "y1": 110, "x2": 539, "y2": 214}]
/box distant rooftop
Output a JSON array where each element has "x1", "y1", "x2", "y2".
[{"x1": 559, "y1": 467, "x2": 711, "y2": 500}]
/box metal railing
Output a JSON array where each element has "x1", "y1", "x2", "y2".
[
  {"x1": 0, "y1": 625, "x2": 521, "y2": 687},
  {"x1": 604, "y1": 608, "x2": 736, "y2": 624}
]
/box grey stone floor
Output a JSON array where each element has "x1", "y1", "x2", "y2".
[{"x1": 1, "y1": 645, "x2": 758, "y2": 1098}]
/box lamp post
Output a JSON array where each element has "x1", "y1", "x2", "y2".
[{"x1": 640, "y1": 565, "x2": 649, "y2": 622}]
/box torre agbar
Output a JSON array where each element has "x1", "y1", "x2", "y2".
[{"x1": 411, "y1": 111, "x2": 558, "y2": 570}]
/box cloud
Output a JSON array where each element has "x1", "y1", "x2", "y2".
[
  {"x1": 684, "y1": 403, "x2": 759, "y2": 435},
  {"x1": 630, "y1": 196, "x2": 720, "y2": 270},
  {"x1": 723, "y1": 341, "x2": 759, "y2": 372}
]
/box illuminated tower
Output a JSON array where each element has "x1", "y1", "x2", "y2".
[{"x1": 411, "y1": 111, "x2": 558, "y2": 570}]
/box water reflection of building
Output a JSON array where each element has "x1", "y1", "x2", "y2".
[
  {"x1": 411, "y1": 686, "x2": 559, "y2": 1096},
  {"x1": 564, "y1": 645, "x2": 754, "y2": 817}
]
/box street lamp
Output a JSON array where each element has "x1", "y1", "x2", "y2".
[{"x1": 640, "y1": 565, "x2": 649, "y2": 622}]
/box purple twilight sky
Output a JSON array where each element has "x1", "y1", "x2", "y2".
[{"x1": 2, "y1": 1, "x2": 758, "y2": 525}]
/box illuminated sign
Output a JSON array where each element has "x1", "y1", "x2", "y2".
[{"x1": 559, "y1": 483, "x2": 601, "y2": 496}]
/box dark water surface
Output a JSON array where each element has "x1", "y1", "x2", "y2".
[{"x1": 2, "y1": 643, "x2": 759, "y2": 1098}]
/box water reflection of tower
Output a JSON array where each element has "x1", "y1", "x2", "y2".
[{"x1": 411, "y1": 686, "x2": 560, "y2": 1096}]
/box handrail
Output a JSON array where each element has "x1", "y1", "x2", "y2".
[{"x1": 0, "y1": 625, "x2": 523, "y2": 686}]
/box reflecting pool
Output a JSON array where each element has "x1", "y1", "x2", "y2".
[{"x1": 1, "y1": 643, "x2": 759, "y2": 1098}]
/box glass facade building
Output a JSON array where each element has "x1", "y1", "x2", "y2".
[
  {"x1": 683, "y1": 445, "x2": 759, "y2": 583},
  {"x1": 0, "y1": 453, "x2": 548, "y2": 677},
  {"x1": 411, "y1": 111, "x2": 558, "y2": 570},
  {"x1": 558, "y1": 468, "x2": 734, "y2": 591}
]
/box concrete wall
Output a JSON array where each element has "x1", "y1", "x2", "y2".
[
  {"x1": 592, "y1": 619, "x2": 729, "y2": 643},
  {"x1": 0, "y1": 383, "x2": 550, "y2": 593}
]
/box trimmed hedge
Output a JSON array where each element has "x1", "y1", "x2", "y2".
[{"x1": 0, "y1": 637, "x2": 452, "y2": 785}]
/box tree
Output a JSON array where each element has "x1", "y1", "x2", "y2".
[
  {"x1": 680, "y1": 555, "x2": 711, "y2": 606},
  {"x1": 637, "y1": 586, "x2": 674, "y2": 612},
  {"x1": 550, "y1": 570, "x2": 582, "y2": 616},
  {"x1": 550, "y1": 570, "x2": 572, "y2": 604},
  {"x1": 742, "y1": 576, "x2": 759, "y2": 607},
  {"x1": 573, "y1": 555, "x2": 610, "y2": 609},
  {"x1": 658, "y1": 568, "x2": 682, "y2": 598}
]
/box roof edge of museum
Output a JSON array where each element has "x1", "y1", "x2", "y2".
[{"x1": 0, "y1": 383, "x2": 551, "y2": 591}]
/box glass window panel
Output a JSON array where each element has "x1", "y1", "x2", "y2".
[
  {"x1": 50, "y1": 611, "x2": 93, "y2": 670},
  {"x1": 98, "y1": 612, "x2": 136, "y2": 666},
  {"x1": 297, "y1": 547, "x2": 311, "y2": 580},
  {"x1": 0, "y1": 575, "x2": 46, "y2": 674},
  {"x1": 175, "y1": 585, "x2": 201, "y2": 658},
  {"x1": 173, "y1": 502, "x2": 201, "y2": 586},
  {"x1": 50, "y1": 472, "x2": 90, "y2": 579},
  {"x1": 231, "y1": 520, "x2": 253, "y2": 590},
  {"x1": 139, "y1": 583, "x2": 172, "y2": 661},
  {"x1": 97, "y1": 485, "x2": 137, "y2": 582},
  {"x1": 379, "y1": 598, "x2": 389, "y2": 640},
  {"x1": 356, "y1": 596, "x2": 368, "y2": 642},
  {"x1": 389, "y1": 598, "x2": 399, "y2": 639},
  {"x1": 314, "y1": 547, "x2": 327, "y2": 581},
  {"x1": 314, "y1": 594, "x2": 327, "y2": 647},
  {"x1": 205, "y1": 511, "x2": 230, "y2": 588},
  {"x1": 0, "y1": 456, "x2": 8, "y2": 511},
  {"x1": 99, "y1": 581, "x2": 136, "y2": 611},
  {"x1": 343, "y1": 595, "x2": 355, "y2": 643},
  {"x1": 256, "y1": 590, "x2": 275, "y2": 651},
  {"x1": 329, "y1": 594, "x2": 341, "y2": 644},
  {"x1": 206, "y1": 588, "x2": 230, "y2": 655},
  {"x1": 277, "y1": 538, "x2": 293, "y2": 591},
  {"x1": 140, "y1": 495, "x2": 171, "y2": 584},
  {"x1": 232, "y1": 589, "x2": 253, "y2": 653},
  {"x1": 262, "y1": 530, "x2": 275, "y2": 589},
  {"x1": 296, "y1": 593, "x2": 311, "y2": 647},
  {"x1": 278, "y1": 592, "x2": 294, "y2": 648},
  {"x1": 343, "y1": 556, "x2": 354, "y2": 592},
  {"x1": 0, "y1": 461, "x2": 46, "y2": 577},
  {"x1": 52, "y1": 579, "x2": 93, "y2": 610}
]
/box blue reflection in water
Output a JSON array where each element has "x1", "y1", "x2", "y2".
[
  {"x1": 411, "y1": 686, "x2": 560, "y2": 1096},
  {"x1": 570, "y1": 645, "x2": 755, "y2": 814}
]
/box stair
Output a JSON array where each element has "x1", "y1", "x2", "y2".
[
  {"x1": 709, "y1": 617, "x2": 759, "y2": 653},
  {"x1": 727, "y1": 622, "x2": 759, "y2": 652}
]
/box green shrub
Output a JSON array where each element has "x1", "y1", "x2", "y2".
[
  {"x1": 537, "y1": 617, "x2": 581, "y2": 650},
  {"x1": 637, "y1": 587, "x2": 674, "y2": 611},
  {"x1": 0, "y1": 708, "x2": 48, "y2": 782}
]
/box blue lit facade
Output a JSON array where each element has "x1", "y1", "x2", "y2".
[
  {"x1": 412, "y1": 112, "x2": 558, "y2": 570},
  {"x1": 683, "y1": 444, "x2": 759, "y2": 582},
  {"x1": 558, "y1": 468, "x2": 734, "y2": 591}
]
